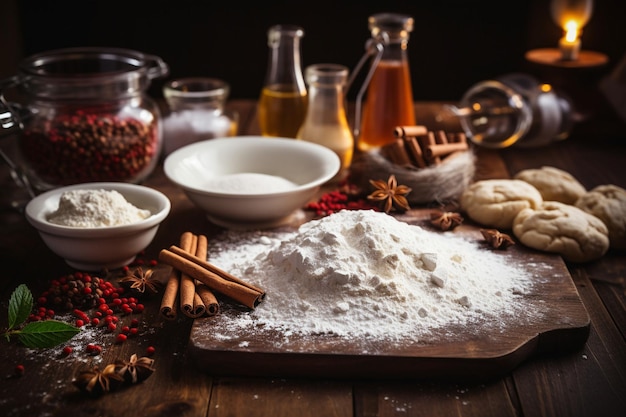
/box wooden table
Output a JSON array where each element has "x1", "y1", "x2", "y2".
[{"x1": 0, "y1": 100, "x2": 625, "y2": 417}]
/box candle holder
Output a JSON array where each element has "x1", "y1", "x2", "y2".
[{"x1": 525, "y1": 48, "x2": 608, "y2": 69}]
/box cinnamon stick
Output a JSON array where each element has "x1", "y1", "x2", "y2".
[
  {"x1": 434, "y1": 130, "x2": 448, "y2": 144},
  {"x1": 424, "y1": 142, "x2": 469, "y2": 159},
  {"x1": 394, "y1": 125, "x2": 428, "y2": 138},
  {"x1": 159, "y1": 248, "x2": 264, "y2": 309},
  {"x1": 403, "y1": 136, "x2": 427, "y2": 168},
  {"x1": 194, "y1": 234, "x2": 219, "y2": 316},
  {"x1": 196, "y1": 283, "x2": 220, "y2": 316},
  {"x1": 189, "y1": 293, "x2": 206, "y2": 318},
  {"x1": 382, "y1": 138, "x2": 411, "y2": 166},
  {"x1": 167, "y1": 245, "x2": 265, "y2": 296},
  {"x1": 419, "y1": 131, "x2": 441, "y2": 165},
  {"x1": 159, "y1": 270, "x2": 179, "y2": 320},
  {"x1": 180, "y1": 233, "x2": 200, "y2": 318}
]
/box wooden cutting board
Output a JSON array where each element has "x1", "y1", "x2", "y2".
[{"x1": 188, "y1": 212, "x2": 590, "y2": 381}]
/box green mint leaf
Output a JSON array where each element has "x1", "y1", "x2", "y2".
[
  {"x1": 17, "y1": 320, "x2": 80, "y2": 348},
  {"x1": 8, "y1": 284, "x2": 33, "y2": 330}
]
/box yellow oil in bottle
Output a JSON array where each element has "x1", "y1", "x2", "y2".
[{"x1": 258, "y1": 85, "x2": 307, "y2": 138}]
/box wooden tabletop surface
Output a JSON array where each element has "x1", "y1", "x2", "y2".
[{"x1": 0, "y1": 100, "x2": 625, "y2": 417}]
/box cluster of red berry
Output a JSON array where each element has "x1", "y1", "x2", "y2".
[
  {"x1": 305, "y1": 183, "x2": 378, "y2": 218},
  {"x1": 30, "y1": 256, "x2": 159, "y2": 358}
]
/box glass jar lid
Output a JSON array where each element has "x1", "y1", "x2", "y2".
[{"x1": 17, "y1": 47, "x2": 169, "y2": 99}]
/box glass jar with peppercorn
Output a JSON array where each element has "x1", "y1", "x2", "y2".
[{"x1": 0, "y1": 47, "x2": 169, "y2": 191}]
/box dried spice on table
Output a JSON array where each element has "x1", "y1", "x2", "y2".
[
  {"x1": 115, "y1": 353, "x2": 156, "y2": 384},
  {"x1": 430, "y1": 210, "x2": 464, "y2": 231},
  {"x1": 305, "y1": 181, "x2": 378, "y2": 217},
  {"x1": 73, "y1": 364, "x2": 125, "y2": 396},
  {"x1": 119, "y1": 267, "x2": 162, "y2": 295},
  {"x1": 481, "y1": 228, "x2": 516, "y2": 250},
  {"x1": 367, "y1": 174, "x2": 412, "y2": 213}
]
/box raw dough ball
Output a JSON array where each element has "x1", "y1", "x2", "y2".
[
  {"x1": 513, "y1": 201, "x2": 609, "y2": 263},
  {"x1": 460, "y1": 179, "x2": 543, "y2": 229},
  {"x1": 575, "y1": 184, "x2": 626, "y2": 250},
  {"x1": 514, "y1": 166, "x2": 586, "y2": 205}
]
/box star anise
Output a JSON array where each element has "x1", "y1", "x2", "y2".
[
  {"x1": 115, "y1": 353, "x2": 156, "y2": 384},
  {"x1": 73, "y1": 364, "x2": 124, "y2": 396},
  {"x1": 120, "y1": 267, "x2": 161, "y2": 295},
  {"x1": 367, "y1": 175, "x2": 412, "y2": 213},
  {"x1": 480, "y1": 228, "x2": 515, "y2": 250},
  {"x1": 430, "y1": 210, "x2": 464, "y2": 231}
]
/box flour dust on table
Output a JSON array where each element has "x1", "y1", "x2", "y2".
[{"x1": 206, "y1": 210, "x2": 540, "y2": 343}]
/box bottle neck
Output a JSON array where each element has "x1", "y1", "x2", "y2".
[{"x1": 265, "y1": 26, "x2": 306, "y2": 92}]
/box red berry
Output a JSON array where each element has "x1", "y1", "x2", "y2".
[
  {"x1": 15, "y1": 364, "x2": 25, "y2": 376},
  {"x1": 86, "y1": 344, "x2": 102, "y2": 355},
  {"x1": 62, "y1": 346, "x2": 73, "y2": 356},
  {"x1": 107, "y1": 323, "x2": 117, "y2": 332},
  {"x1": 75, "y1": 319, "x2": 84, "y2": 327},
  {"x1": 145, "y1": 346, "x2": 156, "y2": 356},
  {"x1": 115, "y1": 334, "x2": 127, "y2": 344},
  {"x1": 130, "y1": 318, "x2": 140, "y2": 327}
]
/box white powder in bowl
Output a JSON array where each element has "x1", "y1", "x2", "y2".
[
  {"x1": 47, "y1": 189, "x2": 151, "y2": 227},
  {"x1": 204, "y1": 173, "x2": 297, "y2": 194},
  {"x1": 208, "y1": 210, "x2": 537, "y2": 342}
]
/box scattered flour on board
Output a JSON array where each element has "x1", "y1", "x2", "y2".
[
  {"x1": 47, "y1": 189, "x2": 151, "y2": 227},
  {"x1": 207, "y1": 210, "x2": 540, "y2": 342}
]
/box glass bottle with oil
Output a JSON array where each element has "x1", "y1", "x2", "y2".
[
  {"x1": 258, "y1": 24, "x2": 307, "y2": 138},
  {"x1": 356, "y1": 13, "x2": 416, "y2": 151}
]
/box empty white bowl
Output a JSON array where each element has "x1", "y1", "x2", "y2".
[
  {"x1": 25, "y1": 182, "x2": 171, "y2": 271},
  {"x1": 164, "y1": 136, "x2": 340, "y2": 229}
]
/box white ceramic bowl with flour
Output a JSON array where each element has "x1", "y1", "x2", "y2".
[
  {"x1": 164, "y1": 136, "x2": 340, "y2": 229},
  {"x1": 25, "y1": 182, "x2": 171, "y2": 270}
]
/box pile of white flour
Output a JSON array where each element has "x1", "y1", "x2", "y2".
[
  {"x1": 47, "y1": 189, "x2": 151, "y2": 227},
  {"x1": 208, "y1": 210, "x2": 537, "y2": 342}
]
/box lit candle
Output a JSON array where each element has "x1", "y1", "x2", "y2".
[
  {"x1": 551, "y1": 0, "x2": 593, "y2": 61},
  {"x1": 559, "y1": 20, "x2": 581, "y2": 61}
]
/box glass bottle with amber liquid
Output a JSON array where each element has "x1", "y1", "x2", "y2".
[
  {"x1": 258, "y1": 25, "x2": 308, "y2": 138},
  {"x1": 358, "y1": 13, "x2": 416, "y2": 151}
]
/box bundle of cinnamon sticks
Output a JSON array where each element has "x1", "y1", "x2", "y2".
[
  {"x1": 381, "y1": 125, "x2": 469, "y2": 168},
  {"x1": 158, "y1": 232, "x2": 265, "y2": 320}
]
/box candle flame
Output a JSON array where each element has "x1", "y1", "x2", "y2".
[
  {"x1": 564, "y1": 21, "x2": 580, "y2": 42},
  {"x1": 551, "y1": 0, "x2": 593, "y2": 33}
]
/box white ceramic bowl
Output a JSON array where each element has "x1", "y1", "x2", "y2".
[
  {"x1": 164, "y1": 136, "x2": 340, "y2": 229},
  {"x1": 25, "y1": 182, "x2": 171, "y2": 271}
]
